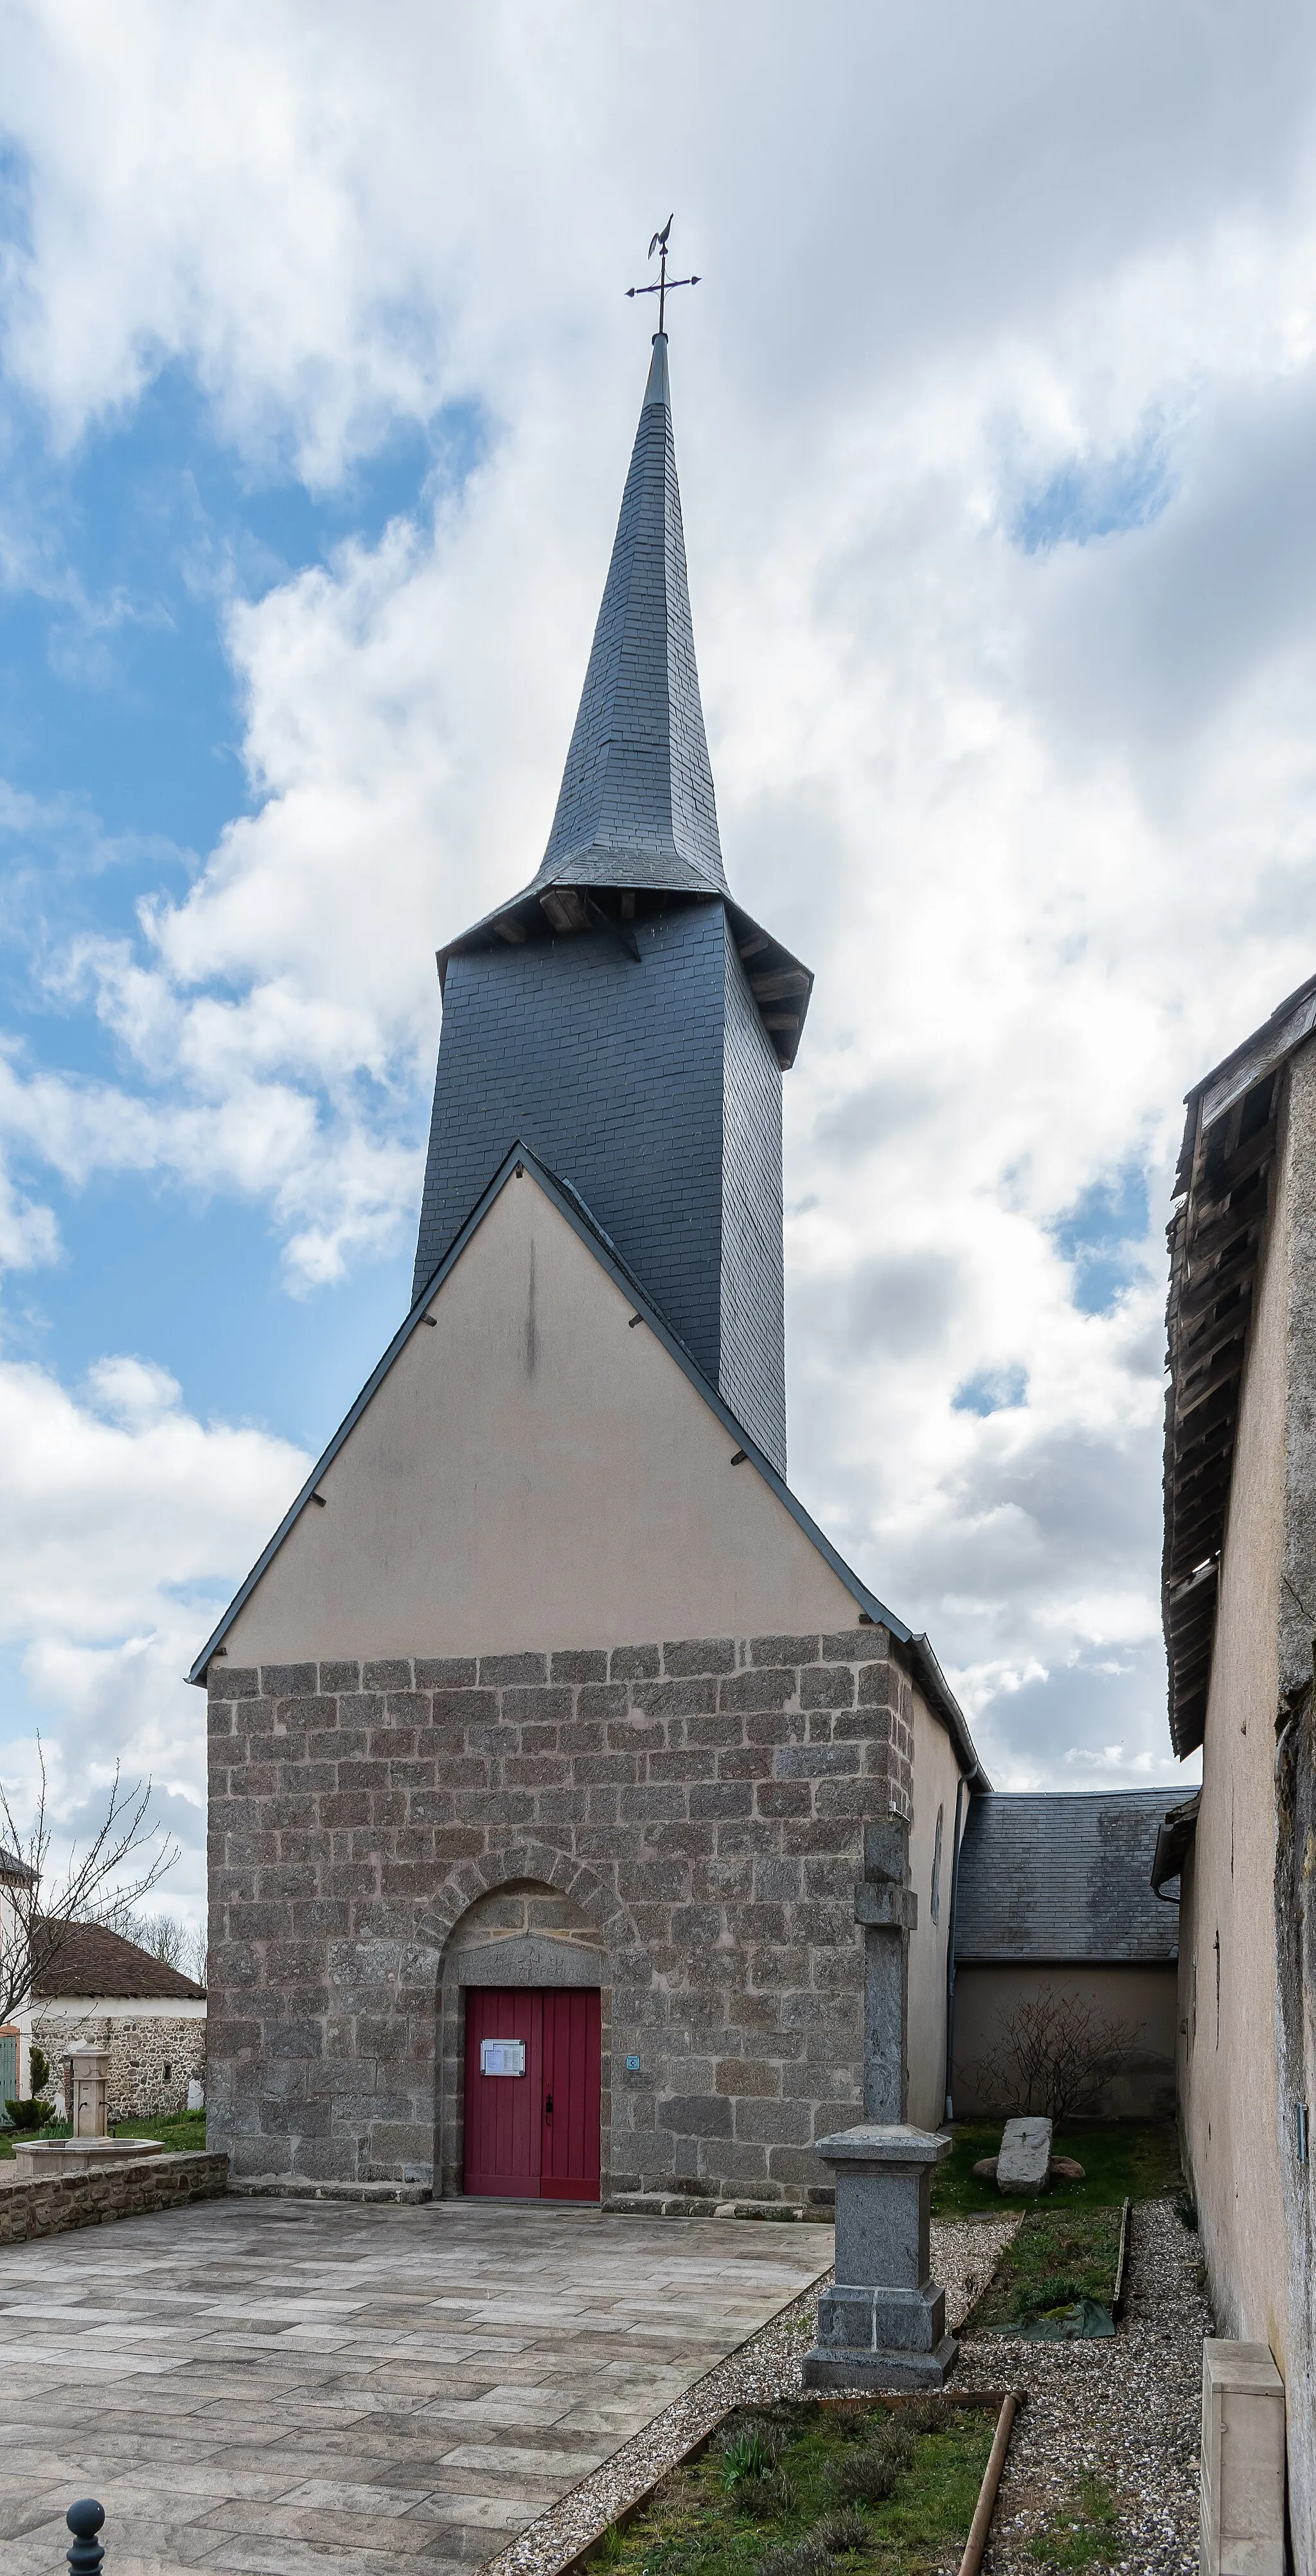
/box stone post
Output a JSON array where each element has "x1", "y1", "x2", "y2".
[
  {"x1": 802, "y1": 1812, "x2": 957, "y2": 2391},
  {"x1": 857, "y1": 1816, "x2": 916, "y2": 2121},
  {"x1": 68, "y1": 2049, "x2": 109, "y2": 2138}
]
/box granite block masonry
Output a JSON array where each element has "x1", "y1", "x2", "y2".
[{"x1": 206, "y1": 1626, "x2": 915, "y2": 2198}]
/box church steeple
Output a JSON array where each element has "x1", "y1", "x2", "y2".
[
  {"x1": 533, "y1": 332, "x2": 727, "y2": 901},
  {"x1": 414, "y1": 322, "x2": 814, "y2": 1475}
]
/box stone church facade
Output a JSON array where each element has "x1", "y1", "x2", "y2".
[{"x1": 199, "y1": 326, "x2": 984, "y2": 2206}]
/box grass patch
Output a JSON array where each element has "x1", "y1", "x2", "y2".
[
  {"x1": 589, "y1": 2399, "x2": 998, "y2": 2576},
  {"x1": 970, "y1": 2206, "x2": 1123, "y2": 2332},
  {"x1": 1027, "y1": 2474, "x2": 1120, "y2": 2567},
  {"x1": 113, "y1": 2113, "x2": 208, "y2": 2152},
  {"x1": 930, "y1": 2118, "x2": 1180, "y2": 2219},
  {"x1": 0, "y1": 2111, "x2": 206, "y2": 2161}
]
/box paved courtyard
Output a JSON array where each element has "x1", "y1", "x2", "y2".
[{"x1": 0, "y1": 2195, "x2": 833, "y2": 2576}]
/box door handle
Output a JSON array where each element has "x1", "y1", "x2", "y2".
[{"x1": 544, "y1": 2094, "x2": 553, "y2": 2120}]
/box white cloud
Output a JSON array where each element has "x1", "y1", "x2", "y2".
[
  {"x1": 0, "y1": 1350, "x2": 310, "y2": 1918},
  {"x1": 3, "y1": 2, "x2": 1316, "y2": 1785}
]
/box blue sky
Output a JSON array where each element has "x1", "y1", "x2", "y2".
[
  {"x1": 7, "y1": 0, "x2": 1316, "y2": 1914},
  {"x1": 1, "y1": 366, "x2": 497, "y2": 1443}
]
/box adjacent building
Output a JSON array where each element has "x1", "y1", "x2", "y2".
[
  {"x1": 1162, "y1": 970, "x2": 1316, "y2": 2566},
  {"x1": 25, "y1": 1921, "x2": 206, "y2": 2122},
  {"x1": 950, "y1": 1790, "x2": 1178, "y2": 2119},
  {"x1": 0, "y1": 1861, "x2": 206, "y2": 2121},
  {"x1": 195, "y1": 329, "x2": 986, "y2": 2209}
]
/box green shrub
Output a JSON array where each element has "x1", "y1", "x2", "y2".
[
  {"x1": 810, "y1": 2509, "x2": 870, "y2": 2554},
  {"x1": 1015, "y1": 2272, "x2": 1086, "y2": 2318},
  {"x1": 759, "y1": 2542, "x2": 830, "y2": 2576},
  {"x1": 835, "y1": 2428, "x2": 912, "y2": 2505},
  {"x1": 720, "y1": 2426, "x2": 785, "y2": 2487},
  {"x1": 4, "y1": 2098, "x2": 55, "y2": 2133}
]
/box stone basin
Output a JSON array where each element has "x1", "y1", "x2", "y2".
[{"x1": 8, "y1": 2138, "x2": 166, "y2": 2185}]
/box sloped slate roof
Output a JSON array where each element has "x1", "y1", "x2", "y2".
[
  {"x1": 31, "y1": 1920, "x2": 205, "y2": 2001},
  {"x1": 434, "y1": 335, "x2": 815, "y2": 1075},
  {"x1": 535, "y1": 330, "x2": 727, "y2": 900},
  {"x1": 954, "y1": 1791, "x2": 1178, "y2": 1964},
  {"x1": 0, "y1": 1844, "x2": 35, "y2": 1884}
]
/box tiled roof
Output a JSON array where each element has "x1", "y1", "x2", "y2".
[
  {"x1": 953, "y1": 1791, "x2": 1179, "y2": 1964},
  {"x1": 0, "y1": 1845, "x2": 36, "y2": 1884},
  {"x1": 31, "y1": 1920, "x2": 205, "y2": 2001}
]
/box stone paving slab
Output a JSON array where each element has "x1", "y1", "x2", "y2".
[{"x1": 0, "y1": 2194, "x2": 832, "y2": 2576}]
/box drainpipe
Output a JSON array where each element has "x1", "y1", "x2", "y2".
[{"x1": 943, "y1": 1776, "x2": 966, "y2": 2123}]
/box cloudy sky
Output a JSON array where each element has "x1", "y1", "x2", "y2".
[{"x1": 4, "y1": 0, "x2": 1314, "y2": 1922}]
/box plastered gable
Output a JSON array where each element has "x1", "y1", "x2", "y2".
[{"x1": 221, "y1": 1163, "x2": 859, "y2": 1665}]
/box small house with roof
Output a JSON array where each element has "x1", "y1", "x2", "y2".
[
  {"x1": 194, "y1": 325, "x2": 987, "y2": 2210},
  {"x1": 22, "y1": 1921, "x2": 206, "y2": 2122},
  {"x1": 950, "y1": 1790, "x2": 1179, "y2": 2119}
]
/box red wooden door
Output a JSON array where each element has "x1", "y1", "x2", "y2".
[
  {"x1": 540, "y1": 1990, "x2": 601, "y2": 2202},
  {"x1": 463, "y1": 1988, "x2": 600, "y2": 2201},
  {"x1": 463, "y1": 1990, "x2": 542, "y2": 2197}
]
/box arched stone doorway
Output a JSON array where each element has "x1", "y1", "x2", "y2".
[{"x1": 437, "y1": 1879, "x2": 609, "y2": 2197}]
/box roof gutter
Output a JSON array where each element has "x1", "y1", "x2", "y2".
[{"x1": 907, "y1": 1634, "x2": 990, "y2": 1789}]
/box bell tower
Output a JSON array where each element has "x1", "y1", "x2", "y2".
[{"x1": 412, "y1": 330, "x2": 812, "y2": 1474}]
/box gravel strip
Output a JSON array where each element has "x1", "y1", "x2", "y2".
[
  {"x1": 956, "y1": 2196, "x2": 1210, "y2": 2573},
  {"x1": 481, "y1": 2214, "x2": 1020, "y2": 2576}
]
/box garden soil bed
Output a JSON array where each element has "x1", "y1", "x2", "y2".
[
  {"x1": 580, "y1": 2398, "x2": 1004, "y2": 2576},
  {"x1": 968, "y1": 2206, "x2": 1123, "y2": 2334}
]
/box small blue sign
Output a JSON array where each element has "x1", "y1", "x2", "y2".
[{"x1": 625, "y1": 2055, "x2": 641, "y2": 2071}]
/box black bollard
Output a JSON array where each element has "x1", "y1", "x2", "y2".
[{"x1": 66, "y1": 2500, "x2": 105, "y2": 2574}]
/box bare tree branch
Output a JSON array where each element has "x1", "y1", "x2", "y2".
[
  {"x1": 969, "y1": 1982, "x2": 1144, "y2": 2124},
  {"x1": 0, "y1": 1741, "x2": 179, "y2": 2036}
]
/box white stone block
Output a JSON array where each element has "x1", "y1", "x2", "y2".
[
  {"x1": 1200, "y1": 2339, "x2": 1285, "y2": 2576},
  {"x1": 997, "y1": 2115, "x2": 1052, "y2": 2192},
  {"x1": 187, "y1": 2080, "x2": 205, "y2": 2113}
]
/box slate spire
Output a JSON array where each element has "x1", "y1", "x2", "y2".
[{"x1": 531, "y1": 332, "x2": 729, "y2": 899}]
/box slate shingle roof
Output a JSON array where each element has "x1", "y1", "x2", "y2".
[
  {"x1": 0, "y1": 1845, "x2": 35, "y2": 1884},
  {"x1": 31, "y1": 1920, "x2": 206, "y2": 2001},
  {"x1": 534, "y1": 330, "x2": 727, "y2": 900},
  {"x1": 953, "y1": 1791, "x2": 1179, "y2": 1965}
]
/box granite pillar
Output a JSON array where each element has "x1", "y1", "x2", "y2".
[{"x1": 803, "y1": 1815, "x2": 958, "y2": 2390}]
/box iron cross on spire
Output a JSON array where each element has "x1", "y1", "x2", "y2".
[{"x1": 625, "y1": 215, "x2": 701, "y2": 334}]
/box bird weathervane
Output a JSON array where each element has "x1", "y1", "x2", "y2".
[{"x1": 626, "y1": 215, "x2": 700, "y2": 334}]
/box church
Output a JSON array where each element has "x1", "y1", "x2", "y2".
[{"x1": 193, "y1": 325, "x2": 987, "y2": 2208}]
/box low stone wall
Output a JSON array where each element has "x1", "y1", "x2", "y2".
[{"x1": 0, "y1": 2151, "x2": 227, "y2": 2245}]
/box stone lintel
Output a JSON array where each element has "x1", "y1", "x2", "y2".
[{"x1": 447, "y1": 1934, "x2": 603, "y2": 1989}]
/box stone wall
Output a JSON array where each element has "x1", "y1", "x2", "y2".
[
  {"x1": 35, "y1": 2014, "x2": 206, "y2": 2120},
  {"x1": 0, "y1": 2151, "x2": 227, "y2": 2244},
  {"x1": 207, "y1": 1625, "x2": 916, "y2": 2198}
]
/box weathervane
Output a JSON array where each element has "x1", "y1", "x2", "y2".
[{"x1": 626, "y1": 215, "x2": 700, "y2": 334}]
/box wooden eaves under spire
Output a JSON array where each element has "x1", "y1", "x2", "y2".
[{"x1": 438, "y1": 888, "x2": 814, "y2": 1072}]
